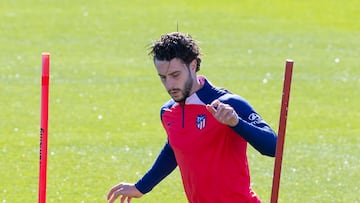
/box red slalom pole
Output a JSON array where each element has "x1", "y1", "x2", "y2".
[
  {"x1": 39, "y1": 53, "x2": 50, "y2": 203},
  {"x1": 270, "y1": 59, "x2": 294, "y2": 203}
]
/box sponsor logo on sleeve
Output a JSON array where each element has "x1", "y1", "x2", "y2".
[{"x1": 248, "y1": 113, "x2": 263, "y2": 124}]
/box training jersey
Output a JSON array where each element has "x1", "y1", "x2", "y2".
[{"x1": 135, "y1": 76, "x2": 277, "y2": 203}]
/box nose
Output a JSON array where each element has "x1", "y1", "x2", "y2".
[{"x1": 164, "y1": 77, "x2": 175, "y2": 90}]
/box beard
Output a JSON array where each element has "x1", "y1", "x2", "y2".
[{"x1": 168, "y1": 71, "x2": 193, "y2": 102}]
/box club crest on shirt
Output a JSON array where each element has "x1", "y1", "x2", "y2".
[{"x1": 196, "y1": 114, "x2": 206, "y2": 130}]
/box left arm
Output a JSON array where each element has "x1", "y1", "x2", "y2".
[
  {"x1": 206, "y1": 96, "x2": 277, "y2": 157},
  {"x1": 231, "y1": 117, "x2": 277, "y2": 157}
]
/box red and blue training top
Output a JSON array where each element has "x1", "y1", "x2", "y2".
[{"x1": 135, "y1": 76, "x2": 277, "y2": 203}]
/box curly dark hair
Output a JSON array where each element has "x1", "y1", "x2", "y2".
[{"x1": 149, "y1": 32, "x2": 202, "y2": 72}]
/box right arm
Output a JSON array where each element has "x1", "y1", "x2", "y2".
[
  {"x1": 135, "y1": 141, "x2": 178, "y2": 193},
  {"x1": 107, "y1": 142, "x2": 177, "y2": 202},
  {"x1": 135, "y1": 101, "x2": 179, "y2": 193}
]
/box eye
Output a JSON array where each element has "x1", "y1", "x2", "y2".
[
  {"x1": 159, "y1": 75, "x2": 166, "y2": 81},
  {"x1": 172, "y1": 72, "x2": 180, "y2": 78}
]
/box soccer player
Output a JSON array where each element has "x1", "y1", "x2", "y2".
[{"x1": 107, "y1": 32, "x2": 277, "y2": 203}]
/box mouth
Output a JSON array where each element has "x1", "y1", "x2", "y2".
[{"x1": 168, "y1": 89, "x2": 181, "y2": 97}]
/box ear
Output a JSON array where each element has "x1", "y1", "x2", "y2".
[{"x1": 189, "y1": 59, "x2": 197, "y2": 71}]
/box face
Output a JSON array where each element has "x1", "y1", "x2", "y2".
[{"x1": 155, "y1": 58, "x2": 198, "y2": 102}]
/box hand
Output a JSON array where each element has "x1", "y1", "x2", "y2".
[
  {"x1": 107, "y1": 182, "x2": 143, "y2": 203},
  {"x1": 206, "y1": 100, "x2": 239, "y2": 127}
]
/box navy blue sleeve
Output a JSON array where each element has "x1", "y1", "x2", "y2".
[
  {"x1": 135, "y1": 141, "x2": 178, "y2": 194},
  {"x1": 220, "y1": 94, "x2": 277, "y2": 157}
]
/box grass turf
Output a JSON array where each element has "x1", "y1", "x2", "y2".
[{"x1": 0, "y1": 0, "x2": 359, "y2": 202}]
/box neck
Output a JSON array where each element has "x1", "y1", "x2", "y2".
[{"x1": 190, "y1": 76, "x2": 202, "y2": 95}]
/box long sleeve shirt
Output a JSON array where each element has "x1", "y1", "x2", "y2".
[{"x1": 135, "y1": 76, "x2": 277, "y2": 203}]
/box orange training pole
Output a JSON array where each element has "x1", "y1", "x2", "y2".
[
  {"x1": 39, "y1": 53, "x2": 50, "y2": 203},
  {"x1": 270, "y1": 59, "x2": 294, "y2": 203}
]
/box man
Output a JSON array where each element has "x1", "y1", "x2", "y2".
[{"x1": 107, "y1": 32, "x2": 277, "y2": 203}]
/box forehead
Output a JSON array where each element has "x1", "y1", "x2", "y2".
[{"x1": 154, "y1": 58, "x2": 186, "y2": 75}]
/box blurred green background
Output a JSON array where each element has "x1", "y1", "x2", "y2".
[{"x1": 0, "y1": 0, "x2": 359, "y2": 202}]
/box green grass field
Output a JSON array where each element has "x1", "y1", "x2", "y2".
[{"x1": 1, "y1": 0, "x2": 359, "y2": 202}]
